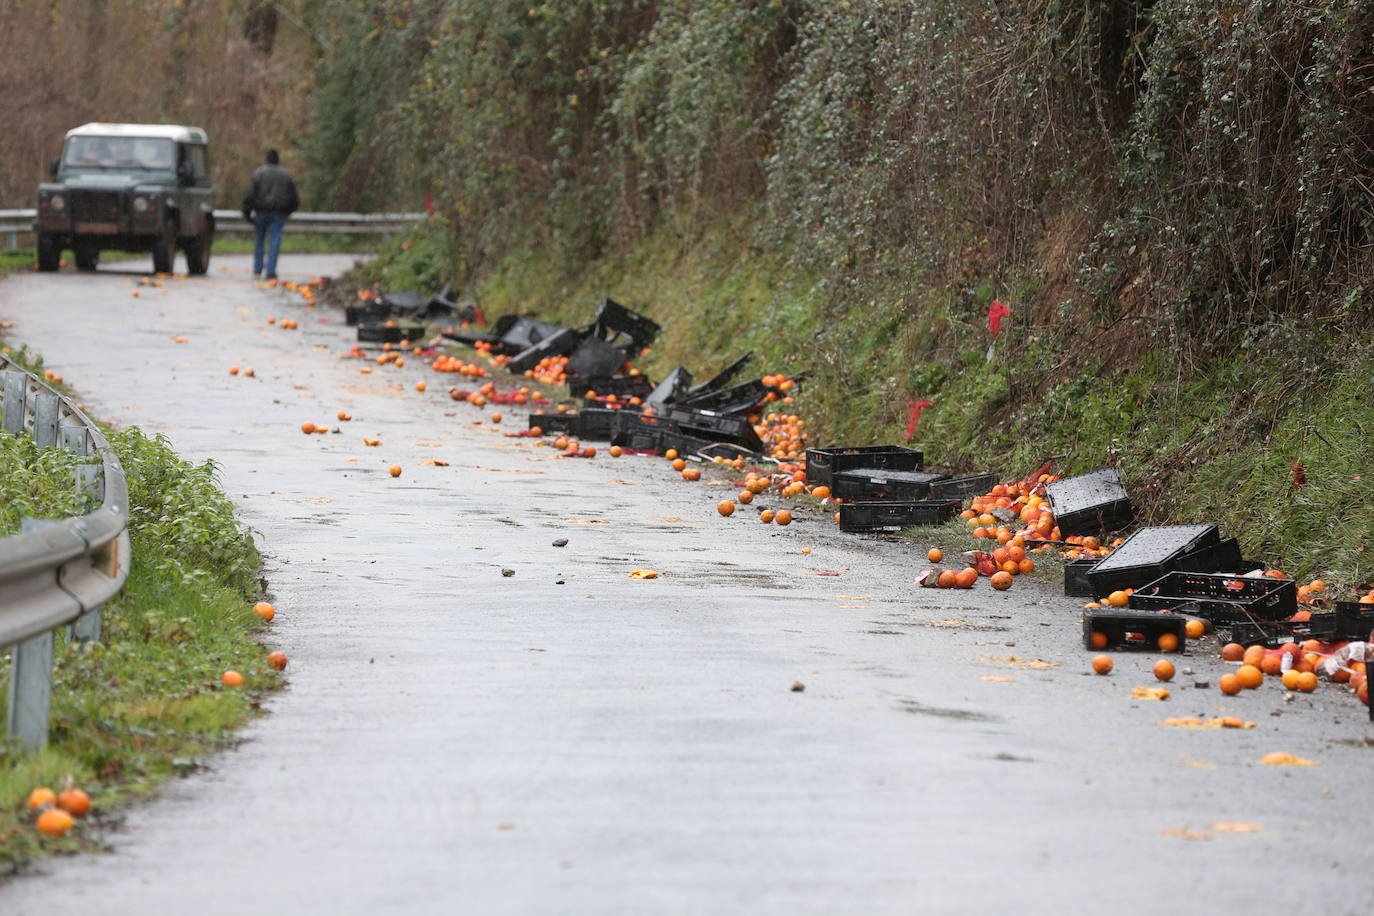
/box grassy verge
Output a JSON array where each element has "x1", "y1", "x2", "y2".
[{"x1": 0, "y1": 402, "x2": 271, "y2": 874}]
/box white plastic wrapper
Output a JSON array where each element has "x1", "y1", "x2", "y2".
[{"x1": 1320, "y1": 642, "x2": 1374, "y2": 677}]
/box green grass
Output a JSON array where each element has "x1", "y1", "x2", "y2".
[{"x1": 0, "y1": 422, "x2": 269, "y2": 874}]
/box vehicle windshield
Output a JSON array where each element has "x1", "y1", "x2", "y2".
[{"x1": 62, "y1": 136, "x2": 175, "y2": 173}]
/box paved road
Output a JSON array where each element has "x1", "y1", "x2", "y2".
[{"x1": 1, "y1": 255, "x2": 1370, "y2": 914}]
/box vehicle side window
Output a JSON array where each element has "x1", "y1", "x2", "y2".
[{"x1": 190, "y1": 145, "x2": 210, "y2": 184}]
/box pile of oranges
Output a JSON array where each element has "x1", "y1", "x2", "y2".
[
  {"x1": 525, "y1": 355, "x2": 570, "y2": 385},
  {"x1": 26, "y1": 784, "x2": 92, "y2": 838},
  {"x1": 1214, "y1": 638, "x2": 1369, "y2": 705},
  {"x1": 431, "y1": 354, "x2": 489, "y2": 376},
  {"x1": 755, "y1": 413, "x2": 806, "y2": 460}
]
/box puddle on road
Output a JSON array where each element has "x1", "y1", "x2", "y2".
[{"x1": 894, "y1": 698, "x2": 999, "y2": 723}]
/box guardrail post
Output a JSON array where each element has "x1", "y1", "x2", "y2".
[
  {"x1": 6, "y1": 519, "x2": 58, "y2": 750},
  {"x1": 33, "y1": 392, "x2": 59, "y2": 448},
  {"x1": 2, "y1": 370, "x2": 24, "y2": 434},
  {"x1": 64, "y1": 425, "x2": 103, "y2": 642}
]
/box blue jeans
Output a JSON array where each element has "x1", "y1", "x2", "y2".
[{"x1": 252, "y1": 211, "x2": 287, "y2": 277}]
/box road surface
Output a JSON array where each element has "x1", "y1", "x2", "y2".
[{"x1": 0, "y1": 255, "x2": 1370, "y2": 914}]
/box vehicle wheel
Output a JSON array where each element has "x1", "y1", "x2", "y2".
[
  {"x1": 185, "y1": 220, "x2": 213, "y2": 276},
  {"x1": 36, "y1": 231, "x2": 61, "y2": 272},
  {"x1": 74, "y1": 243, "x2": 100, "y2": 272},
  {"x1": 151, "y1": 218, "x2": 176, "y2": 274}
]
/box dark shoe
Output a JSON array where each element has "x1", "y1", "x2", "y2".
[{"x1": 265, "y1": 273, "x2": 278, "y2": 280}]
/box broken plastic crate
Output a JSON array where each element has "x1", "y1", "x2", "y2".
[
  {"x1": 832, "y1": 469, "x2": 950, "y2": 502},
  {"x1": 1045, "y1": 469, "x2": 1133, "y2": 535},
  {"x1": 592, "y1": 298, "x2": 660, "y2": 353},
  {"x1": 678, "y1": 379, "x2": 769, "y2": 416},
  {"x1": 610, "y1": 411, "x2": 679, "y2": 452},
  {"x1": 357, "y1": 322, "x2": 425, "y2": 344},
  {"x1": 573, "y1": 375, "x2": 655, "y2": 400},
  {"x1": 929, "y1": 473, "x2": 1000, "y2": 502},
  {"x1": 838, "y1": 500, "x2": 961, "y2": 533},
  {"x1": 506, "y1": 326, "x2": 584, "y2": 373},
  {"x1": 682, "y1": 353, "x2": 753, "y2": 401},
  {"x1": 1224, "y1": 618, "x2": 1315, "y2": 648},
  {"x1": 528, "y1": 412, "x2": 578, "y2": 435},
  {"x1": 566, "y1": 336, "x2": 634, "y2": 379},
  {"x1": 804, "y1": 445, "x2": 924, "y2": 489},
  {"x1": 645, "y1": 367, "x2": 693, "y2": 409},
  {"x1": 1063, "y1": 558, "x2": 1099, "y2": 598},
  {"x1": 667, "y1": 408, "x2": 765, "y2": 453},
  {"x1": 1127, "y1": 572, "x2": 1297, "y2": 622},
  {"x1": 527, "y1": 408, "x2": 617, "y2": 440},
  {"x1": 1085, "y1": 524, "x2": 1221, "y2": 597},
  {"x1": 1083, "y1": 608, "x2": 1188, "y2": 651}
]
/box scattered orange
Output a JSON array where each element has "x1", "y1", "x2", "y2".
[
  {"x1": 244, "y1": 368, "x2": 255, "y2": 377},
  {"x1": 221, "y1": 670, "x2": 244, "y2": 687},
  {"x1": 229, "y1": 366, "x2": 240, "y2": 375},
  {"x1": 671, "y1": 458, "x2": 686, "y2": 471},
  {"x1": 36, "y1": 808, "x2": 75, "y2": 837},
  {"x1": 1154, "y1": 659, "x2": 1176, "y2": 681},
  {"x1": 774, "y1": 509, "x2": 793, "y2": 526},
  {"x1": 389, "y1": 465, "x2": 402, "y2": 477},
  {"x1": 1295, "y1": 671, "x2": 1317, "y2": 693},
  {"x1": 55, "y1": 788, "x2": 90, "y2": 817},
  {"x1": 609, "y1": 445, "x2": 623, "y2": 457},
  {"x1": 1220, "y1": 642, "x2": 1245, "y2": 662},
  {"x1": 1236, "y1": 665, "x2": 1263, "y2": 689},
  {"x1": 954, "y1": 567, "x2": 977, "y2": 588},
  {"x1": 738, "y1": 490, "x2": 754, "y2": 504},
  {"x1": 937, "y1": 570, "x2": 958, "y2": 588},
  {"x1": 1091, "y1": 655, "x2": 1113, "y2": 675},
  {"x1": 1219, "y1": 673, "x2": 1242, "y2": 695},
  {"x1": 664, "y1": 449, "x2": 679, "y2": 460},
  {"x1": 1157, "y1": 632, "x2": 1179, "y2": 652},
  {"x1": 491, "y1": 412, "x2": 503, "y2": 424},
  {"x1": 1185, "y1": 619, "x2": 1205, "y2": 639},
  {"x1": 928, "y1": 548, "x2": 943, "y2": 563},
  {"x1": 253, "y1": 602, "x2": 275, "y2": 622},
  {"x1": 266, "y1": 651, "x2": 288, "y2": 671},
  {"x1": 1281, "y1": 669, "x2": 1302, "y2": 690},
  {"x1": 300, "y1": 421, "x2": 317, "y2": 434},
  {"x1": 682, "y1": 467, "x2": 701, "y2": 481},
  {"x1": 1105, "y1": 591, "x2": 1129, "y2": 608},
  {"x1": 582, "y1": 446, "x2": 597, "y2": 458},
  {"x1": 989, "y1": 571, "x2": 1013, "y2": 590},
  {"x1": 337, "y1": 410, "x2": 352, "y2": 421},
  {"x1": 718, "y1": 501, "x2": 736, "y2": 517},
  {"x1": 811, "y1": 486, "x2": 831, "y2": 499},
  {"x1": 1017, "y1": 558, "x2": 1035, "y2": 575},
  {"x1": 27, "y1": 788, "x2": 56, "y2": 810},
  {"x1": 759, "y1": 509, "x2": 775, "y2": 524},
  {"x1": 1242, "y1": 645, "x2": 1266, "y2": 668}
]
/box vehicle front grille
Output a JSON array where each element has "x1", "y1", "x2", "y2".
[{"x1": 69, "y1": 190, "x2": 123, "y2": 223}]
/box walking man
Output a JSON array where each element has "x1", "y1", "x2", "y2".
[{"x1": 241, "y1": 149, "x2": 300, "y2": 280}]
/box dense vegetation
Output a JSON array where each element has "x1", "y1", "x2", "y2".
[{"x1": 1, "y1": 1, "x2": 1369, "y2": 580}]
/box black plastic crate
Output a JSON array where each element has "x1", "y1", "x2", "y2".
[
  {"x1": 1173, "y1": 537, "x2": 1244, "y2": 574},
  {"x1": 593, "y1": 298, "x2": 660, "y2": 352},
  {"x1": 1225, "y1": 618, "x2": 1315, "y2": 648},
  {"x1": 646, "y1": 367, "x2": 693, "y2": 409},
  {"x1": 566, "y1": 337, "x2": 633, "y2": 378},
  {"x1": 506, "y1": 326, "x2": 584, "y2": 373},
  {"x1": 838, "y1": 500, "x2": 961, "y2": 533},
  {"x1": 1127, "y1": 572, "x2": 1297, "y2": 622},
  {"x1": 576, "y1": 407, "x2": 618, "y2": 441},
  {"x1": 683, "y1": 352, "x2": 753, "y2": 400},
  {"x1": 1064, "y1": 558, "x2": 1099, "y2": 598},
  {"x1": 929, "y1": 474, "x2": 999, "y2": 502},
  {"x1": 668, "y1": 408, "x2": 765, "y2": 452},
  {"x1": 500, "y1": 317, "x2": 569, "y2": 351},
  {"x1": 679, "y1": 379, "x2": 769, "y2": 415},
  {"x1": 610, "y1": 411, "x2": 679, "y2": 452},
  {"x1": 805, "y1": 445, "x2": 924, "y2": 488},
  {"x1": 1085, "y1": 525, "x2": 1220, "y2": 597},
  {"x1": 357, "y1": 322, "x2": 425, "y2": 344},
  {"x1": 528, "y1": 412, "x2": 578, "y2": 435},
  {"x1": 662, "y1": 430, "x2": 717, "y2": 458},
  {"x1": 1046, "y1": 469, "x2": 1133, "y2": 535},
  {"x1": 833, "y1": 469, "x2": 950, "y2": 502},
  {"x1": 1083, "y1": 608, "x2": 1188, "y2": 652},
  {"x1": 573, "y1": 375, "x2": 655, "y2": 400},
  {"x1": 1333, "y1": 601, "x2": 1374, "y2": 641}
]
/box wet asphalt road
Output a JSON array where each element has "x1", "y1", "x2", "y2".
[{"x1": 0, "y1": 254, "x2": 1371, "y2": 915}]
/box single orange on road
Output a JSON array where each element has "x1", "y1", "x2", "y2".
[
  {"x1": 1091, "y1": 655, "x2": 1113, "y2": 675},
  {"x1": 1185, "y1": 619, "x2": 1206, "y2": 639},
  {"x1": 389, "y1": 465, "x2": 402, "y2": 477},
  {"x1": 1236, "y1": 665, "x2": 1263, "y2": 689},
  {"x1": 300, "y1": 421, "x2": 317, "y2": 434},
  {"x1": 989, "y1": 571, "x2": 1013, "y2": 590},
  {"x1": 738, "y1": 490, "x2": 754, "y2": 504},
  {"x1": 267, "y1": 651, "x2": 288, "y2": 671},
  {"x1": 928, "y1": 548, "x2": 943, "y2": 563},
  {"x1": 717, "y1": 501, "x2": 736, "y2": 517},
  {"x1": 609, "y1": 446, "x2": 622, "y2": 457},
  {"x1": 682, "y1": 467, "x2": 701, "y2": 481},
  {"x1": 1219, "y1": 673, "x2": 1242, "y2": 695},
  {"x1": 774, "y1": 509, "x2": 793, "y2": 526},
  {"x1": 1220, "y1": 642, "x2": 1245, "y2": 661},
  {"x1": 759, "y1": 509, "x2": 775, "y2": 523},
  {"x1": 1153, "y1": 659, "x2": 1175, "y2": 681},
  {"x1": 253, "y1": 601, "x2": 275, "y2": 622},
  {"x1": 221, "y1": 670, "x2": 244, "y2": 687},
  {"x1": 671, "y1": 458, "x2": 686, "y2": 471}
]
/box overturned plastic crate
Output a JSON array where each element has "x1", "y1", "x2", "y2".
[
  {"x1": 1083, "y1": 608, "x2": 1188, "y2": 652},
  {"x1": 528, "y1": 412, "x2": 579, "y2": 435},
  {"x1": 682, "y1": 353, "x2": 754, "y2": 401},
  {"x1": 1224, "y1": 618, "x2": 1316, "y2": 648},
  {"x1": 646, "y1": 367, "x2": 693, "y2": 409},
  {"x1": 566, "y1": 337, "x2": 634, "y2": 379},
  {"x1": 1046, "y1": 469, "x2": 1133, "y2": 535},
  {"x1": 1085, "y1": 525, "x2": 1221, "y2": 597},
  {"x1": 668, "y1": 408, "x2": 765, "y2": 453},
  {"x1": 805, "y1": 445, "x2": 924, "y2": 489},
  {"x1": 357, "y1": 322, "x2": 425, "y2": 344},
  {"x1": 833, "y1": 469, "x2": 950, "y2": 502},
  {"x1": 573, "y1": 375, "x2": 655, "y2": 400},
  {"x1": 593, "y1": 298, "x2": 660, "y2": 352},
  {"x1": 929, "y1": 474, "x2": 1000, "y2": 502},
  {"x1": 1127, "y1": 572, "x2": 1296, "y2": 623},
  {"x1": 610, "y1": 411, "x2": 679, "y2": 452},
  {"x1": 506, "y1": 326, "x2": 585, "y2": 373},
  {"x1": 1063, "y1": 558, "x2": 1099, "y2": 598},
  {"x1": 678, "y1": 379, "x2": 769, "y2": 415},
  {"x1": 1332, "y1": 601, "x2": 1374, "y2": 641},
  {"x1": 838, "y1": 500, "x2": 961, "y2": 533}
]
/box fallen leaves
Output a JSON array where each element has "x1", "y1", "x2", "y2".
[
  {"x1": 1156, "y1": 828, "x2": 1213, "y2": 841},
  {"x1": 1158, "y1": 717, "x2": 1255, "y2": 729},
  {"x1": 979, "y1": 675, "x2": 1015, "y2": 682},
  {"x1": 420, "y1": 459, "x2": 450, "y2": 467},
  {"x1": 1259, "y1": 752, "x2": 1320, "y2": 767},
  {"x1": 1211, "y1": 822, "x2": 1262, "y2": 833},
  {"x1": 628, "y1": 569, "x2": 659, "y2": 579}
]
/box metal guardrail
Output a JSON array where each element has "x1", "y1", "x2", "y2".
[
  {"x1": 0, "y1": 354, "x2": 130, "y2": 750},
  {"x1": 0, "y1": 208, "x2": 423, "y2": 237}
]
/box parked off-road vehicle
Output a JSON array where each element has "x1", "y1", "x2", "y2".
[{"x1": 35, "y1": 123, "x2": 215, "y2": 275}]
